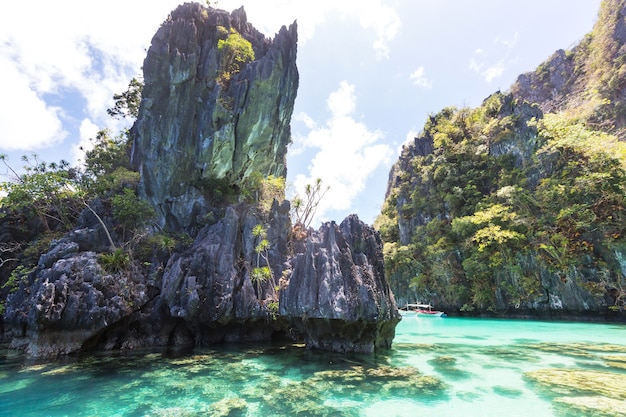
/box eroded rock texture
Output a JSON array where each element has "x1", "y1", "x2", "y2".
[
  {"x1": 1, "y1": 4, "x2": 399, "y2": 358},
  {"x1": 4, "y1": 244, "x2": 149, "y2": 357},
  {"x1": 131, "y1": 3, "x2": 298, "y2": 230},
  {"x1": 4, "y1": 204, "x2": 398, "y2": 357},
  {"x1": 282, "y1": 215, "x2": 400, "y2": 353}
]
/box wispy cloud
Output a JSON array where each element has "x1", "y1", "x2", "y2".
[
  {"x1": 0, "y1": 0, "x2": 402, "y2": 155},
  {"x1": 469, "y1": 32, "x2": 519, "y2": 83},
  {"x1": 290, "y1": 81, "x2": 394, "y2": 225},
  {"x1": 219, "y1": 0, "x2": 401, "y2": 60},
  {"x1": 0, "y1": 55, "x2": 67, "y2": 150},
  {"x1": 0, "y1": 0, "x2": 182, "y2": 154},
  {"x1": 410, "y1": 66, "x2": 433, "y2": 89}
]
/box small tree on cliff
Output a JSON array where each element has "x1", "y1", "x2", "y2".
[
  {"x1": 291, "y1": 178, "x2": 329, "y2": 235},
  {"x1": 250, "y1": 224, "x2": 276, "y2": 300},
  {"x1": 216, "y1": 27, "x2": 255, "y2": 88},
  {"x1": 0, "y1": 154, "x2": 81, "y2": 232},
  {"x1": 106, "y1": 77, "x2": 143, "y2": 120}
]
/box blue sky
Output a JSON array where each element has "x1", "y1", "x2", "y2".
[{"x1": 0, "y1": 0, "x2": 602, "y2": 226}]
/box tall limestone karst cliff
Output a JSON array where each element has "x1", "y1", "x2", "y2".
[
  {"x1": 131, "y1": 3, "x2": 298, "y2": 230},
  {"x1": 1, "y1": 3, "x2": 399, "y2": 358},
  {"x1": 378, "y1": 0, "x2": 626, "y2": 318}
]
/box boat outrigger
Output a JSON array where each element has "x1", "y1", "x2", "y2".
[{"x1": 399, "y1": 303, "x2": 446, "y2": 318}]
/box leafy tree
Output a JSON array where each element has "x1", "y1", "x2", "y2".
[
  {"x1": 107, "y1": 77, "x2": 143, "y2": 120},
  {"x1": 111, "y1": 188, "x2": 156, "y2": 242},
  {"x1": 0, "y1": 154, "x2": 80, "y2": 231},
  {"x1": 217, "y1": 27, "x2": 255, "y2": 88},
  {"x1": 80, "y1": 129, "x2": 137, "y2": 196}
]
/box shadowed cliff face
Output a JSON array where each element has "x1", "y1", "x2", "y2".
[{"x1": 131, "y1": 3, "x2": 298, "y2": 230}]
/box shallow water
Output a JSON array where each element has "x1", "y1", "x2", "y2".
[{"x1": 1, "y1": 317, "x2": 625, "y2": 416}]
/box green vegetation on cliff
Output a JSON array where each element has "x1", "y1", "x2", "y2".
[
  {"x1": 217, "y1": 26, "x2": 255, "y2": 88},
  {"x1": 378, "y1": 0, "x2": 626, "y2": 314},
  {"x1": 377, "y1": 93, "x2": 626, "y2": 312}
]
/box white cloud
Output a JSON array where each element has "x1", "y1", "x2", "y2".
[
  {"x1": 410, "y1": 66, "x2": 433, "y2": 89},
  {"x1": 400, "y1": 129, "x2": 419, "y2": 152},
  {"x1": 290, "y1": 81, "x2": 393, "y2": 226},
  {"x1": 0, "y1": 56, "x2": 67, "y2": 151},
  {"x1": 349, "y1": 0, "x2": 401, "y2": 60},
  {"x1": 0, "y1": 0, "x2": 181, "y2": 152},
  {"x1": 484, "y1": 64, "x2": 505, "y2": 83},
  {"x1": 327, "y1": 81, "x2": 357, "y2": 116},
  {"x1": 469, "y1": 32, "x2": 519, "y2": 83},
  {"x1": 70, "y1": 118, "x2": 101, "y2": 165}
]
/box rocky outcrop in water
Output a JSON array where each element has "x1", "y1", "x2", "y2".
[
  {"x1": 3, "y1": 204, "x2": 398, "y2": 357},
  {"x1": 0, "y1": 3, "x2": 399, "y2": 358},
  {"x1": 4, "y1": 244, "x2": 149, "y2": 357},
  {"x1": 282, "y1": 215, "x2": 399, "y2": 353},
  {"x1": 131, "y1": 3, "x2": 298, "y2": 230}
]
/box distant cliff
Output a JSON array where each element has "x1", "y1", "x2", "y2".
[
  {"x1": 131, "y1": 3, "x2": 298, "y2": 231},
  {"x1": 511, "y1": 0, "x2": 626, "y2": 133},
  {"x1": 378, "y1": 0, "x2": 626, "y2": 318}
]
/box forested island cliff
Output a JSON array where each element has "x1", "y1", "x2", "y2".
[
  {"x1": 1, "y1": 0, "x2": 625, "y2": 360},
  {"x1": 377, "y1": 0, "x2": 626, "y2": 319}
]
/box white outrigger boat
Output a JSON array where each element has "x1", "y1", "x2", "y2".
[{"x1": 399, "y1": 303, "x2": 446, "y2": 318}]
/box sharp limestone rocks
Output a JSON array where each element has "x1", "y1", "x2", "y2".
[
  {"x1": 282, "y1": 215, "x2": 399, "y2": 353},
  {"x1": 4, "y1": 204, "x2": 398, "y2": 357},
  {"x1": 1, "y1": 4, "x2": 399, "y2": 358}
]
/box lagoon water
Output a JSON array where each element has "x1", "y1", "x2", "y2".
[{"x1": 1, "y1": 317, "x2": 625, "y2": 416}]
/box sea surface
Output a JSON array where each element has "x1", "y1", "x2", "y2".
[{"x1": 1, "y1": 317, "x2": 625, "y2": 416}]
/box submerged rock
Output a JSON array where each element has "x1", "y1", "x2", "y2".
[{"x1": 525, "y1": 368, "x2": 626, "y2": 416}]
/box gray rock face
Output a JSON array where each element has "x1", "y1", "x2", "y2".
[
  {"x1": 1, "y1": 4, "x2": 400, "y2": 358},
  {"x1": 511, "y1": 49, "x2": 576, "y2": 115},
  {"x1": 511, "y1": 0, "x2": 626, "y2": 130},
  {"x1": 4, "y1": 242, "x2": 148, "y2": 357},
  {"x1": 131, "y1": 3, "x2": 298, "y2": 230},
  {"x1": 281, "y1": 215, "x2": 400, "y2": 353},
  {"x1": 155, "y1": 203, "x2": 288, "y2": 345},
  {"x1": 3, "y1": 203, "x2": 399, "y2": 357}
]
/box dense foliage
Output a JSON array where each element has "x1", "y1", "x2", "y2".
[
  {"x1": 377, "y1": 92, "x2": 626, "y2": 312},
  {"x1": 379, "y1": 0, "x2": 626, "y2": 314},
  {"x1": 216, "y1": 26, "x2": 255, "y2": 89}
]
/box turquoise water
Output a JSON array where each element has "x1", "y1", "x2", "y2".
[{"x1": 1, "y1": 318, "x2": 625, "y2": 416}]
